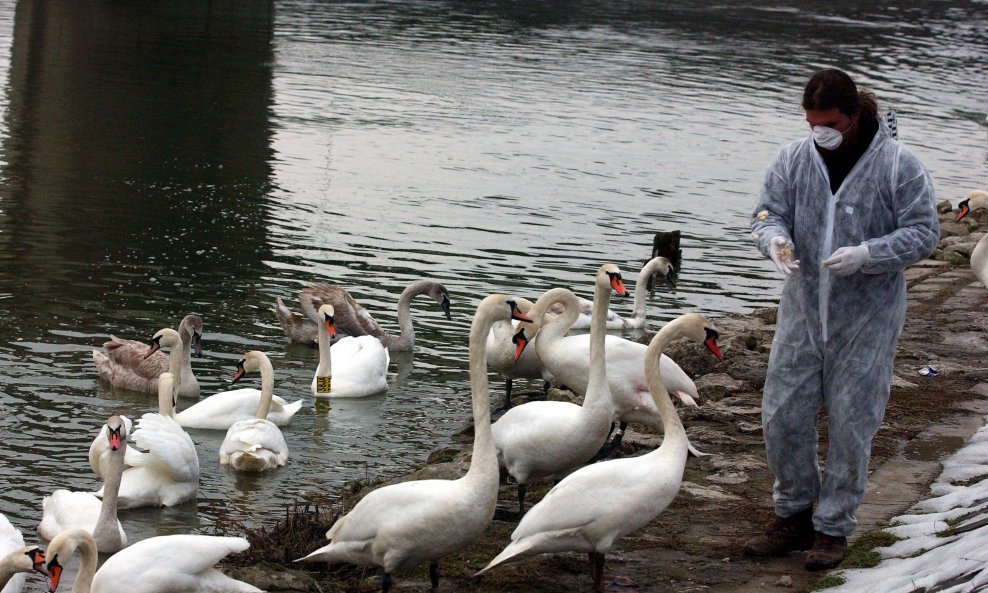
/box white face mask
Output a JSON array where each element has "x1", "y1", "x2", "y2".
[{"x1": 812, "y1": 125, "x2": 845, "y2": 150}]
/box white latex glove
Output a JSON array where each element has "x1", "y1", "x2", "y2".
[
  {"x1": 769, "y1": 236, "x2": 800, "y2": 276},
  {"x1": 822, "y1": 244, "x2": 870, "y2": 276}
]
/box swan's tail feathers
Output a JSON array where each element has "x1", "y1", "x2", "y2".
[
  {"x1": 475, "y1": 539, "x2": 537, "y2": 576},
  {"x1": 673, "y1": 390, "x2": 699, "y2": 408},
  {"x1": 687, "y1": 438, "x2": 710, "y2": 458},
  {"x1": 281, "y1": 398, "x2": 304, "y2": 418},
  {"x1": 294, "y1": 539, "x2": 369, "y2": 565}
]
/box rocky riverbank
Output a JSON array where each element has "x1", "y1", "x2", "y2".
[{"x1": 221, "y1": 203, "x2": 988, "y2": 593}]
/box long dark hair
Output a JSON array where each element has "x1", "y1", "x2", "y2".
[{"x1": 802, "y1": 68, "x2": 878, "y2": 122}]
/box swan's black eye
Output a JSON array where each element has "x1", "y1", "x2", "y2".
[{"x1": 705, "y1": 327, "x2": 720, "y2": 341}]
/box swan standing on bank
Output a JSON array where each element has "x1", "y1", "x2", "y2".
[
  {"x1": 92, "y1": 314, "x2": 203, "y2": 398},
  {"x1": 44, "y1": 529, "x2": 260, "y2": 593},
  {"x1": 547, "y1": 256, "x2": 676, "y2": 330},
  {"x1": 485, "y1": 297, "x2": 552, "y2": 409},
  {"x1": 311, "y1": 304, "x2": 390, "y2": 398},
  {"x1": 220, "y1": 351, "x2": 289, "y2": 472},
  {"x1": 40, "y1": 416, "x2": 129, "y2": 553},
  {"x1": 296, "y1": 294, "x2": 532, "y2": 593},
  {"x1": 525, "y1": 257, "x2": 705, "y2": 456},
  {"x1": 493, "y1": 265, "x2": 627, "y2": 515},
  {"x1": 478, "y1": 314, "x2": 722, "y2": 593},
  {"x1": 956, "y1": 190, "x2": 988, "y2": 289},
  {"x1": 97, "y1": 372, "x2": 199, "y2": 509},
  {"x1": 0, "y1": 513, "x2": 47, "y2": 593},
  {"x1": 275, "y1": 279, "x2": 452, "y2": 350}
]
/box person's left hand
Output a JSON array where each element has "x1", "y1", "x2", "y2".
[{"x1": 822, "y1": 244, "x2": 869, "y2": 276}]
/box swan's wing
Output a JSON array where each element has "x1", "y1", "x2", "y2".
[
  {"x1": 38, "y1": 491, "x2": 103, "y2": 539},
  {"x1": 0, "y1": 513, "x2": 25, "y2": 593},
  {"x1": 301, "y1": 284, "x2": 383, "y2": 337},
  {"x1": 98, "y1": 336, "x2": 169, "y2": 380},
  {"x1": 511, "y1": 458, "x2": 641, "y2": 541},
  {"x1": 220, "y1": 420, "x2": 287, "y2": 456},
  {"x1": 176, "y1": 389, "x2": 260, "y2": 422},
  {"x1": 130, "y1": 414, "x2": 199, "y2": 482},
  {"x1": 97, "y1": 535, "x2": 251, "y2": 586}
]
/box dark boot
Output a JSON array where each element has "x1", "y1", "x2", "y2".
[
  {"x1": 743, "y1": 507, "x2": 815, "y2": 557},
  {"x1": 805, "y1": 532, "x2": 848, "y2": 571}
]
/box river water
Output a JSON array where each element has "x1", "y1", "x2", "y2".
[{"x1": 0, "y1": 0, "x2": 985, "y2": 551}]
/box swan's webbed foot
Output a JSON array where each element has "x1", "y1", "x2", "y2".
[
  {"x1": 605, "y1": 576, "x2": 639, "y2": 591},
  {"x1": 381, "y1": 572, "x2": 394, "y2": 593},
  {"x1": 492, "y1": 507, "x2": 524, "y2": 522}
]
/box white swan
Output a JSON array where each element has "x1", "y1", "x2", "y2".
[
  {"x1": 40, "y1": 416, "x2": 128, "y2": 553},
  {"x1": 477, "y1": 314, "x2": 722, "y2": 592},
  {"x1": 485, "y1": 297, "x2": 553, "y2": 409},
  {"x1": 275, "y1": 279, "x2": 452, "y2": 350},
  {"x1": 174, "y1": 336, "x2": 303, "y2": 429},
  {"x1": 44, "y1": 529, "x2": 260, "y2": 593},
  {"x1": 296, "y1": 294, "x2": 532, "y2": 593},
  {"x1": 220, "y1": 351, "x2": 289, "y2": 472},
  {"x1": 956, "y1": 190, "x2": 988, "y2": 289},
  {"x1": 91, "y1": 314, "x2": 202, "y2": 398},
  {"x1": 311, "y1": 304, "x2": 390, "y2": 398},
  {"x1": 97, "y1": 371, "x2": 200, "y2": 509},
  {"x1": 492, "y1": 264, "x2": 626, "y2": 515},
  {"x1": 87, "y1": 416, "x2": 140, "y2": 480},
  {"x1": 547, "y1": 257, "x2": 675, "y2": 330},
  {"x1": 0, "y1": 513, "x2": 46, "y2": 593},
  {"x1": 526, "y1": 262, "x2": 710, "y2": 455}
]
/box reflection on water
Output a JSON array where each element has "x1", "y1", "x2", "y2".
[{"x1": 0, "y1": 0, "x2": 985, "y2": 551}]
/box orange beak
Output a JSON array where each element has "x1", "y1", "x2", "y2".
[
  {"x1": 511, "y1": 328, "x2": 529, "y2": 361},
  {"x1": 28, "y1": 548, "x2": 47, "y2": 575},
  {"x1": 705, "y1": 335, "x2": 723, "y2": 360},
  {"x1": 955, "y1": 201, "x2": 970, "y2": 222},
  {"x1": 143, "y1": 339, "x2": 162, "y2": 359},
  {"x1": 107, "y1": 427, "x2": 122, "y2": 451},
  {"x1": 610, "y1": 275, "x2": 630, "y2": 297},
  {"x1": 324, "y1": 319, "x2": 336, "y2": 339},
  {"x1": 231, "y1": 360, "x2": 247, "y2": 385},
  {"x1": 46, "y1": 559, "x2": 62, "y2": 593}
]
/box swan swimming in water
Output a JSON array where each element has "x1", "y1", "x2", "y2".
[
  {"x1": 91, "y1": 314, "x2": 203, "y2": 398},
  {"x1": 478, "y1": 313, "x2": 722, "y2": 593},
  {"x1": 40, "y1": 415, "x2": 129, "y2": 554},
  {"x1": 44, "y1": 529, "x2": 260, "y2": 593},
  {"x1": 219, "y1": 351, "x2": 289, "y2": 472},
  {"x1": 296, "y1": 294, "x2": 532, "y2": 593},
  {"x1": 275, "y1": 279, "x2": 451, "y2": 350},
  {"x1": 311, "y1": 304, "x2": 390, "y2": 398}
]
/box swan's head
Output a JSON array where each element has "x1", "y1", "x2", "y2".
[
  {"x1": 44, "y1": 530, "x2": 92, "y2": 593},
  {"x1": 646, "y1": 256, "x2": 677, "y2": 288},
  {"x1": 317, "y1": 304, "x2": 337, "y2": 339},
  {"x1": 231, "y1": 351, "x2": 268, "y2": 384},
  {"x1": 665, "y1": 313, "x2": 723, "y2": 360},
  {"x1": 956, "y1": 190, "x2": 988, "y2": 222},
  {"x1": 7, "y1": 546, "x2": 47, "y2": 576},
  {"x1": 105, "y1": 415, "x2": 127, "y2": 451},
  {"x1": 477, "y1": 294, "x2": 533, "y2": 331},
  {"x1": 180, "y1": 314, "x2": 204, "y2": 358},
  {"x1": 144, "y1": 327, "x2": 181, "y2": 359},
  {"x1": 511, "y1": 327, "x2": 530, "y2": 360},
  {"x1": 428, "y1": 283, "x2": 453, "y2": 320},
  {"x1": 598, "y1": 264, "x2": 630, "y2": 298}
]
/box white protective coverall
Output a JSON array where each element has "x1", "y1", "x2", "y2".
[{"x1": 751, "y1": 120, "x2": 939, "y2": 536}]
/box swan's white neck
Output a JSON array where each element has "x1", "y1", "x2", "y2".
[
  {"x1": 0, "y1": 552, "x2": 26, "y2": 590},
  {"x1": 167, "y1": 339, "x2": 184, "y2": 401},
  {"x1": 158, "y1": 374, "x2": 175, "y2": 417},
  {"x1": 316, "y1": 319, "x2": 333, "y2": 380},
  {"x1": 53, "y1": 532, "x2": 97, "y2": 593},
  {"x1": 644, "y1": 320, "x2": 690, "y2": 457},
  {"x1": 463, "y1": 306, "x2": 499, "y2": 487},
  {"x1": 93, "y1": 439, "x2": 125, "y2": 550},
  {"x1": 582, "y1": 275, "x2": 614, "y2": 415},
  {"x1": 629, "y1": 259, "x2": 664, "y2": 325},
  {"x1": 255, "y1": 357, "x2": 275, "y2": 419},
  {"x1": 531, "y1": 288, "x2": 579, "y2": 346},
  {"x1": 383, "y1": 279, "x2": 434, "y2": 350}
]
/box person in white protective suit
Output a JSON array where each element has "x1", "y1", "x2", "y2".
[{"x1": 744, "y1": 68, "x2": 939, "y2": 571}]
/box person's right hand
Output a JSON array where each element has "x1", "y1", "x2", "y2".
[{"x1": 769, "y1": 236, "x2": 800, "y2": 276}]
